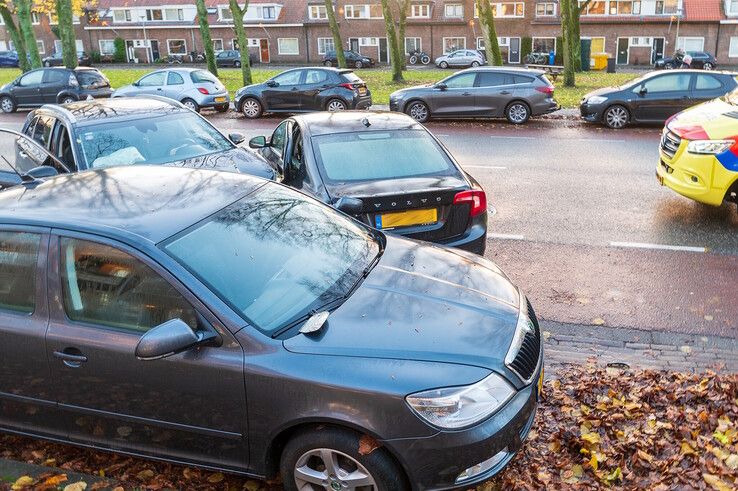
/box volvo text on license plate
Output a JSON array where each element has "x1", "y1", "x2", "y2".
[{"x1": 375, "y1": 208, "x2": 437, "y2": 229}]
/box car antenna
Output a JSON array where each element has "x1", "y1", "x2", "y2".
[
  {"x1": 299, "y1": 311, "x2": 330, "y2": 335},
  {"x1": 0, "y1": 154, "x2": 36, "y2": 184},
  {"x1": 361, "y1": 117, "x2": 371, "y2": 127}
]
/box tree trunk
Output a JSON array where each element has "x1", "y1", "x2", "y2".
[
  {"x1": 56, "y1": 0, "x2": 77, "y2": 68},
  {"x1": 196, "y1": 0, "x2": 218, "y2": 76},
  {"x1": 0, "y1": 7, "x2": 30, "y2": 72},
  {"x1": 571, "y1": 2, "x2": 581, "y2": 71},
  {"x1": 229, "y1": 0, "x2": 252, "y2": 85},
  {"x1": 397, "y1": 0, "x2": 410, "y2": 70},
  {"x1": 380, "y1": 0, "x2": 403, "y2": 82},
  {"x1": 560, "y1": 0, "x2": 575, "y2": 87},
  {"x1": 16, "y1": 0, "x2": 41, "y2": 68},
  {"x1": 324, "y1": 0, "x2": 346, "y2": 68},
  {"x1": 476, "y1": 0, "x2": 503, "y2": 66}
]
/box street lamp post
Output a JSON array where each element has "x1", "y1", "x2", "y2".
[{"x1": 140, "y1": 14, "x2": 149, "y2": 63}]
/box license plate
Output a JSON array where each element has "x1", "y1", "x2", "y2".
[
  {"x1": 656, "y1": 170, "x2": 664, "y2": 185},
  {"x1": 214, "y1": 96, "x2": 227, "y2": 103},
  {"x1": 375, "y1": 208, "x2": 437, "y2": 229},
  {"x1": 358, "y1": 87, "x2": 367, "y2": 96}
]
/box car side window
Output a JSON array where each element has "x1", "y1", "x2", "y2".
[
  {"x1": 167, "y1": 71, "x2": 185, "y2": 85},
  {"x1": 18, "y1": 70, "x2": 43, "y2": 87},
  {"x1": 270, "y1": 121, "x2": 288, "y2": 157},
  {"x1": 305, "y1": 70, "x2": 329, "y2": 85},
  {"x1": 444, "y1": 72, "x2": 477, "y2": 88},
  {"x1": 51, "y1": 122, "x2": 76, "y2": 171},
  {"x1": 59, "y1": 238, "x2": 198, "y2": 333},
  {"x1": 138, "y1": 71, "x2": 166, "y2": 87},
  {"x1": 0, "y1": 231, "x2": 40, "y2": 314},
  {"x1": 695, "y1": 74, "x2": 722, "y2": 91},
  {"x1": 42, "y1": 69, "x2": 66, "y2": 84},
  {"x1": 273, "y1": 70, "x2": 303, "y2": 86},
  {"x1": 641, "y1": 74, "x2": 691, "y2": 93},
  {"x1": 476, "y1": 72, "x2": 507, "y2": 87},
  {"x1": 31, "y1": 115, "x2": 55, "y2": 149},
  {"x1": 285, "y1": 126, "x2": 307, "y2": 187}
]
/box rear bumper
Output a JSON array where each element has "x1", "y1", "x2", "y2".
[
  {"x1": 532, "y1": 99, "x2": 559, "y2": 116},
  {"x1": 80, "y1": 88, "x2": 113, "y2": 99},
  {"x1": 350, "y1": 93, "x2": 373, "y2": 110},
  {"x1": 198, "y1": 93, "x2": 231, "y2": 107},
  {"x1": 437, "y1": 222, "x2": 487, "y2": 255}
]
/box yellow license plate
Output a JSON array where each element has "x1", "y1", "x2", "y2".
[
  {"x1": 214, "y1": 96, "x2": 227, "y2": 102},
  {"x1": 375, "y1": 208, "x2": 437, "y2": 229},
  {"x1": 358, "y1": 87, "x2": 367, "y2": 95}
]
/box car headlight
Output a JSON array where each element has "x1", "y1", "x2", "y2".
[
  {"x1": 687, "y1": 139, "x2": 734, "y2": 154},
  {"x1": 405, "y1": 373, "x2": 515, "y2": 429},
  {"x1": 586, "y1": 95, "x2": 607, "y2": 105}
]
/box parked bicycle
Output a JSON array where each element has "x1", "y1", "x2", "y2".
[
  {"x1": 189, "y1": 50, "x2": 205, "y2": 63},
  {"x1": 407, "y1": 49, "x2": 431, "y2": 65},
  {"x1": 166, "y1": 55, "x2": 183, "y2": 64},
  {"x1": 524, "y1": 52, "x2": 549, "y2": 65}
]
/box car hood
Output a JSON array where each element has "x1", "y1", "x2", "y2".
[
  {"x1": 583, "y1": 86, "x2": 618, "y2": 100},
  {"x1": 667, "y1": 97, "x2": 738, "y2": 139},
  {"x1": 284, "y1": 236, "x2": 521, "y2": 370},
  {"x1": 391, "y1": 84, "x2": 434, "y2": 97},
  {"x1": 164, "y1": 147, "x2": 276, "y2": 180}
]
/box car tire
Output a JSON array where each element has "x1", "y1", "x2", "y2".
[
  {"x1": 60, "y1": 96, "x2": 76, "y2": 104},
  {"x1": 234, "y1": 60, "x2": 241, "y2": 68},
  {"x1": 44, "y1": 61, "x2": 51, "y2": 67},
  {"x1": 324, "y1": 60, "x2": 333, "y2": 67},
  {"x1": 665, "y1": 63, "x2": 674, "y2": 70},
  {"x1": 326, "y1": 98, "x2": 347, "y2": 112},
  {"x1": 355, "y1": 61, "x2": 363, "y2": 69},
  {"x1": 240, "y1": 97, "x2": 263, "y2": 119},
  {"x1": 603, "y1": 104, "x2": 629, "y2": 129},
  {"x1": 280, "y1": 427, "x2": 407, "y2": 491},
  {"x1": 215, "y1": 103, "x2": 229, "y2": 113},
  {"x1": 0, "y1": 96, "x2": 16, "y2": 113},
  {"x1": 505, "y1": 101, "x2": 530, "y2": 125},
  {"x1": 439, "y1": 61, "x2": 449, "y2": 69},
  {"x1": 703, "y1": 62, "x2": 714, "y2": 70},
  {"x1": 406, "y1": 100, "x2": 430, "y2": 123},
  {"x1": 471, "y1": 61, "x2": 480, "y2": 67},
  {"x1": 181, "y1": 98, "x2": 200, "y2": 113}
]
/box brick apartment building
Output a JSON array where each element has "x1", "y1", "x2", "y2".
[{"x1": 1, "y1": 0, "x2": 738, "y2": 67}]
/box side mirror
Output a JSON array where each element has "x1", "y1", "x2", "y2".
[
  {"x1": 229, "y1": 132, "x2": 245, "y2": 145},
  {"x1": 0, "y1": 170, "x2": 21, "y2": 189},
  {"x1": 334, "y1": 196, "x2": 364, "y2": 215},
  {"x1": 135, "y1": 318, "x2": 217, "y2": 361},
  {"x1": 25, "y1": 166, "x2": 58, "y2": 179},
  {"x1": 266, "y1": 80, "x2": 278, "y2": 87},
  {"x1": 249, "y1": 135, "x2": 267, "y2": 148},
  {"x1": 436, "y1": 82, "x2": 448, "y2": 91},
  {"x1": 132, "y1": 81, "x2": 139, "y2": 87},
  {"x1": 639, "y1": 86, "x2": 648, "y2": 96}
]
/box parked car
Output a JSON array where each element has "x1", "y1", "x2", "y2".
[
  {"x1": 0, "y1": 50, "x2": 19, "y2": 67},
  {"x1": 580, "y1": 70, "x2": 738, "y2": 129},
  {"x1": 435, "y1": 49, "x2": 486, "y2": 69},
  {"x1": 12, "y1": 97, "x2": 274, "y2": 182},
  {"x1": 657, "y1": 91, "x2": 738, "y2": 208},
  {"x1": 390, "y1": 67, "x2": 558, "y2": 124},
  {"x1": 215, "y1": 49, "x2": 258, "y2": 68},
  {"x1": 655, "y1": 51, "x2": 718, "y2": 70},
  {"x1": 322, "y1": 50, "x2": 374, "y2": 68},
  {"x1": 0, "y1": 164, "x2": 542, "y2": 490},
  {"x1": 234, "y1": 67, "x2": 371, "y2": 119},
  {"x1": 0, "y1": 127, "x2": 70, "y2": 189},
  {"x1": 249, "y1": 111, "x2": 488, "y2": 254},
  {"x1": 0, "y1": 67, "x2": 113, "y2": 113},
  {"x1": 42, "y1": 51, "x2": 92, "y2": 67},
  {"x1": 112, "y1": 68, "x2": 229, "y2": 113}
]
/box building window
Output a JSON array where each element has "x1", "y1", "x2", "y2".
[
  {"x1": 532, "y1": 37, "x2": 556, "y2": 54},
  {"x1": 345, "y1": 5, "x2": 383, "y2": 19},
  {"x1": 99, "y1": 39, "x2": 116, "y2": 55},
  {"x1": 729, "y1": 37, "x2": 738, "y2": 57},
  {"x1": 220, "y1": 7, "x2": 233, "y2": 20},
  {"x1": 36, "y1": 40, "x2": 44, "y2": 54},
  {"x1": 278, "y1": 38, "x2": 299, "y2": 55},
  {"x1": 31, "y1": 12, "x2": 40, "y2": 24},
  {"x1": 677, "y1": 36, "x2": 704, "y2": 52},
  {"x1": 536, "y1": 2, "x2": 556, "y2": 16},
  {"x1": 146, "y1": 9, "x2": 164, "y2": 21},
  {"x1": 445, "y1": 4, "x2": 463, "y2": 17},
  {"x1": 477, "y1": 37, "x2": 510, "y2": 49},
  {"x1": 309, "y1": 5, "x2": 328, "y2": 19},
  {"x1": 318, "y1": 37, "x2": 335, "y2": 55},
  {"x1": 167, "y1": 39, "x2": 187, "y2": 55},
  {"x1": 579, "y1": 0, "x2": 605, "y2": 14},
  {"x1": 410, "y1": 4, "x2": 430, "y2": 18},
  {"x1": 609, "y1": 0, "x2": 641, "y2": 15},
  {"x1": 585, "y1": 36, "x2": 606, "y2": 53},
  {"x1": 630, "y1": 37, "x2": 652, "y2": 47},
  {"x1": 259, "y1": 6, "x2": 276, "y2": 19},
  {"x1": 164, "y1": 8, "x2": 185, "y2": 21},
  {"x1": 405, "y1": 37, "x2": 421, "y2": 54},
  {"x1": 655, "y1": 0, "x2": 678, "y2": 14},
  {"x1": 443, "y1": 37, "x2": 466, "y2": 53},
  {"x1": 113, "y1": 9, "x2": 132, "y2": 22},
  {"x1": 48, "y1": 12, "x2": 80, "y2": 24},
  {"x1": 213, "y1": 38, "x2": 224, "y2": 51},
  {"x1": 490, "y1": 2, "x2": 524, "y2": 17}
]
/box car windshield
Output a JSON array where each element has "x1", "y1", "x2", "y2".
[
  {"x1": 312, "y1": 129, "x2": 455, "y2": 182},
  {"x1": 163, "y1": 185, "x2": 381, "y2": 334},
  {"x1": 77, "y1": 112, "x2": 234, "y2": 168}
]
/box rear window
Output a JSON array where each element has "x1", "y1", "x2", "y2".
[
  {"x1": 340, "y1": 72, "x2": 361, "y2": 83},
  {"x1": 190, "y1": 70, "x2": 219, "y2": 83},
  {"x1": 75, "y1": 70, "x2": 109, "y2": 88},
  {"x1": 312, "y1": 129, "x2": 454, "y2": 182},
  {"x1": 538, "y1": 74, "x2": 553, "y2": 86}
]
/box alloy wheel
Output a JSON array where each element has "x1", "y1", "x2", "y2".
[
  {"x1": 235, "y1": 61, "x2": 241, "y2": 68},
  {"x1": 507, "y1": 103, "x2": 529, "y2": 124},
  {"x1": 704, "y1": 62, "x2": 714, "y2": 70},
  {"x1": 294, "y1": 448, "x2": 377, "y2": 491},
  {"x1": 242, "y1": 99, "x2": 261, "y2": 118},
  {"x1": 355, "y1": 61, "x2": 363, "y2": 69},
  {"x1": 183, "y1": 100, "x2": 197, "y2": 111},
  {"x1": 1, "y1": 97, "x2": 14, "y2": 113},
  {"x1": 327, "y1": 100, "x2": 347, "y2": 111},
  {"x1": 408, "y1": 102, "x2": 429, "y2": 122},
  {"x1": 471, "y1": 61, "x2": 480, "y2": 67},
  {"x1": 605, "y1": 106, "x2": 628, "y2": 129},
  {"x1": 439, "y1": 61, "x2": 448, "y2": 69},
  {"x1": 62, "y1": 97, "x2": 75, "y2": 104}
]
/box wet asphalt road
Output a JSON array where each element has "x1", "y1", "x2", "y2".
[{"x1": 0, "y1": 110, "x2": 735, "y2": 338}]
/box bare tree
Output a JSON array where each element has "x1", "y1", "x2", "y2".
[
  {"x1": 196, "y1": 0, "x2": 218, "y2": 76},
  {"x1": 379, "y1": 0, "x2": 404, "y2": 82},
  {"x1": 229, "y1": 0, "x2": 253, "y2": 85},
  {"x1": 15, "y1": 0, "x2": 41, "y2": 68},
  {"x1": 560, "y1": 0, "x2": 575, "y2": 86},
  {"x1": 56, "y1": 0, "x2": 77, "y2": 68},
  {"x1": 475, "y1": 0, "x2": 503, "y2": 66},
  {"x1": 324, "y1": 0, "x2": 346, "y2": 68},
  {"x1": 0, "y1": 5, "x2": 30, "y2": 72}
]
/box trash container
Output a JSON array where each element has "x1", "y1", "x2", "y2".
[
  {"x1": 549, "y1": 50, "x2": 555, "y2": 65},
  {"x1": 592, "y1": 53, "x2": 609, "y2": 70},
  {"x1": 580, "y1": 38, "x2": 591, "y2": 72},
  {"x1": 606, "y1": 57, "x2": 616, "y2": 73}
]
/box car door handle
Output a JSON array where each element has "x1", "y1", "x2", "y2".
[
  {"x1": 156, "y1": 87, "x2": 162, "y2": 91},
  {"x1": 291, "y1": 87, "x2": 300, "y2": 91},
  {"x1": 500, "y1": 90, "x2": 511, "y2": 95},
  {"x1": 462, "y1": 92, "x2": 471, "y2": 96},
  {"x1": 53, "y1": 349, "x2": 88, "y2": 367}
]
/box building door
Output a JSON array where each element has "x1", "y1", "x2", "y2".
[
  {"x1": 349, "y1": 38, "x2": 359, "y2": 53},
  {"x1": 378, "y1": 38, "x2": 389, "y2": 63},
  {"x1": 150, "y1": 40, "x2": 160, "y2": 61},
  {"x1": 651, "y1": 38, "x2": 664, "y2": 64},
  {"x1": 125, "y1": 40, "x2": 135, "y2": 62},
  {"x1": 509, "y1": 37, "x2": 521, "y2": 63},
  {"x1": 259, "y1": 39, "x2": 270, "y2": 63},
  {"x1": 616, "y1": 38, "x2": 629, "y2": 65}
]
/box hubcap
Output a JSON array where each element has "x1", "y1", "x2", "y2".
[
  {"x1": 509, "y1": 104, "x2": 528, "y2": 123},
  {"x1": 63, "y1": 98, "x2": 74, "y2": 104},
  {"x1": 409, "y1": 103, "x2": 428, "y2": 121},
  {"x1": 705, "y1": 63, "x2": 713, "y2": 70},
  {"x1": 294, "y1": 448, "x2": 376, "y2": 491},
  {"x1": 606, "y1": 107, "x2": 627, "y2": 128},
  {"x1": 1, "y1": 98, "x2": 12, "y2": 112},
  {"x1": 242, "y1": 100, "x2": 260, "y2": 117},
  {"x1": 327, "y1": 101, "x2": 346, "y2": 111},
  {"x1": 184, "y1": 101, "x2": 196, "y2": 110}
]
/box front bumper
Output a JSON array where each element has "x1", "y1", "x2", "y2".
[
  {"x1": 657, "y1": 144, "x2": 735, "y2": 206},
  {"x1": 579, "y1": 102, "x2": 604, "y2": 122}
]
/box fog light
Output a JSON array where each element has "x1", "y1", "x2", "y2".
[{"x1": 455, "y1": 448, "x2": 508, "y2": 483}]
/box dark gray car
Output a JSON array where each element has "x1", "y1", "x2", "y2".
[
  {"x1": 390, "y1": 67, "x2": 558, "y2": 124},
  {"x1": 0, "y1": 165, "x2": 542, "y2": 490}
]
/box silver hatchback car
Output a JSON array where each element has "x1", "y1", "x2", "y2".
[
  {"x1": 112, "y1": 68, "x2": 230, "y2": 113},
  {"x1": 435, "y1": 49, "x2": 486, "y2": 69}
]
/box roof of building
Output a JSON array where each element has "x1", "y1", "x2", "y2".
[{"x1": 683, "y1": 0, "x2": 724, "y2": 22}]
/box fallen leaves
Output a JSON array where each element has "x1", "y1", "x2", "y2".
[{"x1": 358, "y1": 434, "x2": 381, "y2": 455}]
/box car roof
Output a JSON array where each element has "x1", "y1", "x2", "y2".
[
  {"x1": 292, "y1": 111, "x2": 422, "y2": 136},
  {"x1": 0, "y1": 166, "x2": 265, "y2": 245},
  {"x1": 34, "y1": 96, "x2": 187, "y2": 126},
  {"x1": 465, "y1": 66, "x2": 545, "y2": 76}
]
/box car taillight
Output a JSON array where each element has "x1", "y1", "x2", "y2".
[
  {"x1": 453, "y1": 190, "x2": 487, "y2": 217},
  {"x1": 339, "y1": 83, "x2": 356, "y2": 90},
  {"x1": 536, "y1": 86, "x2": 554, "y2": 94},
  {"x1": 197, "y1": 87, "x2": 209, "y2": 95}
]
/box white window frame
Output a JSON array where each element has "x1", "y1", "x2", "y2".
[
  {"x1": 405, "y1": 37, "x2": 422, "y2": 55},
  {"x1": 259, "y1": 6, "x2": 276, "y2": 20},
  {"x1": 532, "y1": 36, "x2": 556, "y2": 54},
  {"x1": 167, "y1": 39, "x2": 187, "y2": 55},
  {"x1": 31, "y1": 12, "x2": 40, "y2": 25},
  {"x1": 730, "y1": 0, "x2": 738, "y2": 16},
  {"x1": 317, "y1": 37, "x2": 335, "y2": 55},
  {"x1": 99, "y1": 39, "x2": 116, "y2": 55},
  {"x1": 579, "y1": 0, "x2": 606, "y2": 15},
  {"x1": 212, "y1": 38, "x2": 224, "y2": 52},
  {"x1": 442, "y1": 37, "x2": 466, "y2": 54},
  {"x1": 492, "y1": 2, "x2": 525, "y2": 18},
  {"x1": 609, "y1": 0, "x2": 641, "y2": 15},
  {"x1": 219, "y1": 7, "x2": 233, "y2": 21},
  {"x1": 113, "y1": 9, "x2": 133, "y2": 22},
  {"x1": 36, "y1": 40, "x2": 45, "y2": 54},
  {"x1": 163, "y1": 8, "x2": 185, "y2": 21},
  {"x1": 445, "y1": 4, "x2": 463, "y2": 18},
  {"x1": 730, "y1": 37, "x2": 738, "y2": 57},
  {"x1": 309, "y1": 5, "x2": 328, "y2": 19},
  {"x1": 277, "y1": 37, "x2": 299, "y2": 55},
  {"x1": 344, "y1": 5, "x2": 383, "y2": 19},
  {"x1": 535, "y1": 2, "x2": 556, "y2": 16},
  {"x1": 145, "y1": 8, "x2": 164, "y2": 21},
  {"x1": 410, "y1": 4, "x2": 431, "y2": 18},
  {"x1": 677, "y1": 36, "x2": 704, "y2": 52}
]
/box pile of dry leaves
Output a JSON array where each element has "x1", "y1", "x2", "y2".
[{"x1": 1, "y1": 363, "x2": 736, "y2": 490}]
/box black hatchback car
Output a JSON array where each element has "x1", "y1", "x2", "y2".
[
  {"x1": 322, "y1": 50, "x2": 374, "y2": 68},
  {"x1": 0, "y1": 67, "x2": 112, "y2": 113},
  {"x1": 654, "y1": 51, "x2": 718, "y2": 70},
  {"x1": 0, "y1": 165, "x2": 541, "y2": 490},
  {"x1": 249, "y1": 111, "x2": 488, "y2": 254},
  {"x1": 580, "y1": 69, "x2": 738, "y2": 128},
  {"x1": 42, "y1": 50, "x2": 92, "y2": 67},
  {"x1": 215, "y1": 49, "x2": 258, "y2": 68},
  {"x1": 234, "y1": 67, "x2": 371, "y2": 119}
]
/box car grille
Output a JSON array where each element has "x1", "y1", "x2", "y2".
[
  {"x1": 660, "y1": 131, "x2": 681, "y2": 159},
  {"x1": 509, "y1": 299, "x2": 541, "y2": 384}
]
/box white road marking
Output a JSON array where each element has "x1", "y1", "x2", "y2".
[
  {"x1": 609, "y1": 241, "x2": 706, "y2": 253},
  {"x1": 489, "y1": 135, "x2": 626, "y2": 143},
  {"x1": 487, "y1": 233, "x2": 526, "y2": 241},
  {"x1": 489, "y1": 136, "x2": 536, "y2": 140},
  {"x1": 464, "y1": 165, "x2": 507, "y2": 169},
  {"x1": 575, "y1": 138, "x2": 626, "y2": 143}
]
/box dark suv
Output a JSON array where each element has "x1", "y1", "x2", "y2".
[
  {"x1": 322, "y1": 50, "x2": 374, "y2": 68},
  {"x1": 0, "y1": 67, "x2": 112, "y2": 113}
]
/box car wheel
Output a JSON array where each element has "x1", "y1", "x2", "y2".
[
  {"x1": 603, "y1": 104, "x2": 629, "y2": 129},
  {"x1": 234, "y1": 60, "x2": 241, "y2": 68},
  {"x1": 60, "y1": 96, "x2": 76, "y2": 104},
  {"x1": 44, "y1": 61, "x2": 51, "y2": 67},
  {"x1": 703, "y1": 62, "x2": 714, "y2": 70},
  {"x1": 471, "y1": 61, "x2": 480, "y2": 67},
  {"x1": 439, "y1": 61, "x2": 449, "y2": 69},
  {"x1": 280, "y1": 427, "x2": 407, "y2": 491},
  {"x1": 324, "y1": 60, "x2": 333, "y2": 67},
  {"x1": 665, "y1": 63, "x2": 674, "y2": 70},
  {"x1": 0, "y1": 96, "x2": 16, "y2": 113},
  {"x1": 181, "y1": 98, "x2": 200, "y2": 113},
  {"x1": 240, "y1": 97, "x2": 263, "y2": 119},
  {"x1": 505, "y1": 101, "x2": 530, "y2": 125},
  {"x1": 215, "y1": 103, "x2": 229, "y2": 113},
  {"x1": 326, "y1": 99, "x2": 347, "y2": 112},
  {"x1": 355, "y1": 61, "x2": 363, "y2": 69},
  {"x1": 406, "y1": 100, "x2": 430, "y2": 123}
]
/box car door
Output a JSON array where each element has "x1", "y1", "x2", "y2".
[
  {"x1": 474, "y1": 71, "x2": 513, "y2": 116},
  {"x1": 0, "y1": 228, "x2": 65, "y2": 439},
  {"x1": 632, "y1": 73, "x2": 692, "y2": 122},
  {"x1": 133, "y1": 70, "x2": 167, "y2": 96},
  {"x1": 163, "y1": 70, "x2": 186, "y2": 99},
  {"x1": 41, "y1": 69, "x2": 68, "y2": 103},
  {"x1": 263, "y1": 69, "x2": 304, "y2": 111},
  {"x1": 12, "y1": 69, "x2": 44, "y2": 106},
  {"x1": 301, "y1": 69, "x2": 334, "y2": 111},
  {"x1": 259, "y1": 120, "x2": 289, "y2": 177},
  {"x1": 45, "y1": 234, "x2": 249, "y2": 469},
  {"x1": 691, "y1": 74, "x2": 726, "y2": 105},
  {"x1": 429, "y1": 71, "x2": 478, "y2": 115}
]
